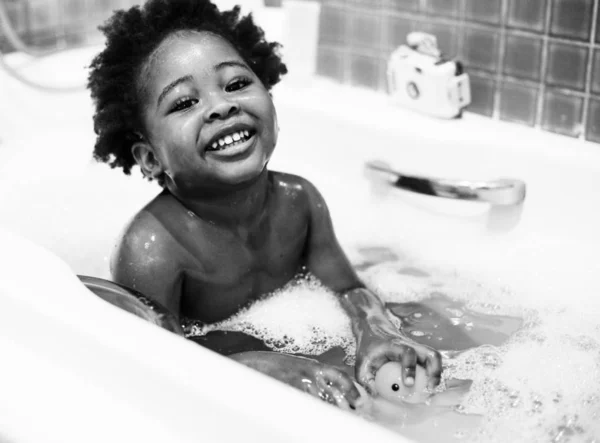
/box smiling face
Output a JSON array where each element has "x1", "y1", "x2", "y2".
[{"x1": 135, "y1": 30, "x2": 278, "y2": 195}]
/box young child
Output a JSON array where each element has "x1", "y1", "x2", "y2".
[{"x1": 88, "y1": 0, "x2": 441, "y2": 409}]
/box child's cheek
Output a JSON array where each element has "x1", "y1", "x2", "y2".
[{"x1": 273, "y1": 109, "x2": 279, "y2": 146}]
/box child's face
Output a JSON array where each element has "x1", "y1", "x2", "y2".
[{"x1": 137, "y1": 31, "x2": 278, "y2": 193}]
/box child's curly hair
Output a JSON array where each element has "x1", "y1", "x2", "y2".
[{"x1": 87, "y1": 0, "x2": 287, "y2": 183}]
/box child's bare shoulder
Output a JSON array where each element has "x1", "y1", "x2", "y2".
[
  {"x1": 112, "y1": 194, "x2": 184, "y2": 267},
  {"x1": 269, "y1": 171, "x2": 327, "y2": 208},
  {"x1": 269, "y1": 170, "x2": 321, "y2": 198}
]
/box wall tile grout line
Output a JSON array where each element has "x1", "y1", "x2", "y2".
[
  {"x1": 534, "y1": 0, "x2": 554, "y2": 128},
  {"x1": 493, "y1": 0, "x2": 509, "y2": 119},
  {"x1": 581, "y1": 0, "x2": 599, "y2": 140},
  {"x1": 457, "y1": 0, "x2": 466, "y2": 83}
]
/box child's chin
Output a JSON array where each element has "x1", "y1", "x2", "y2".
[
  {"x1": 219, "y1": 158, "x2": 267, "y2": 184},
  {"x1": 218, "y1": 164, "x2": 266, "y2": 186}
]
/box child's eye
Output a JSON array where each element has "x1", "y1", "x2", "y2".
[
  {"x1": 225, "y1": 77, "x2": 252, "y2": 92},
  {"x1": 170, "y1": 97, "x2": 198, "y2": 113}
]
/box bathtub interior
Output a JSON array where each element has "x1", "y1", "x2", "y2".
[{"x1": 1, "y1": 32, "x2": 600, "y2": 443}]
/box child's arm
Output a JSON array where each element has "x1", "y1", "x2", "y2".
[
  {"x1": 110, "y1": 214, "x2": 361, "y2": 408},
  {"x1": 230, "y1": 351, "x2": 361, "y2": 410},
  {"x1": 300, "y1": 178, "x2": 442, "y2": 395},
  {"x1": 110, "y1": 215, "x2": 184, "y2": 318}
]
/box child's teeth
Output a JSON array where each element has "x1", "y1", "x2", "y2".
[{"x1": 210, "y1": 130, "x2": 254, "y2": 151}]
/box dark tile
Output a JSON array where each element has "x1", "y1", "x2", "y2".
[
  {"x1": 27, "y1": 30, "x2": 60, "y2": 49},
  {"x1": 499, "y1": 81, "x2": 539, "y2": 126},
  {"x1": 348, "y1": 13, "x2": 383, "y2": 51},
  {"x1": 64, "y1": 30, "x2": 87, "y2": 46},
  {"x1": 461, "y1": 27, "x2": 500, "y2": 73},
  {"x1": 597, "y1": 6, "x2": 600, "y2": 43},
  {"x1": 585, "y1": 98, "x2": 600, "y2": 143},
  {"x1": 381, "y1": 0, "x2": 420, "y2": 12},
  {"x1": 592, "y1": 49, "x2": 600, "y2": 95},
  {"x1": 349, "y1": 53, "x2": 385, "y2": 90},
  {"x1": 545, "y1": 42, "x2": 588, "y2": 91},
  {"x1": 464, "y1": 0, "x2": 502, "y2": 24},
  {"x1": 4, "y1": 0, "x2": 28, "y2": 34},
  {"x1": 27, "y1": 0, "x2": 60, "y2": 32},
  {"x1": 421, "y1": 22, "x2": 460, "y2": 57},
  {"x1": 62, "y1": 0, "x2": 87, "y2": 24},
  {"x1": 467, "y1": 73, "x2": 496, "y2": 116},
  {"x1": 319, "y1": 5, "x2": 348, "y2": 46},
  {"x1": 423, "y1": 0, "x2": 461, "y2": 17},
  {"x1": 316, "y1": 47, "x2": 345, "y2": 82},
  {"x1": 550, "y1": 0, "x2": 593, "y2": 41},
  {"x1": 541, "y1": 90, "x2": 584, "y2": 137},
  {"x1": 384, "y1": 15, "x2": 414, "y2": 52},
  {"x1": 507, "y1": 0, "x2": 547, "y2": 33},
  {"x1": 503, "y1": 34, "x2": 543, "y2": 81},
  {"x1": 91, "y1": 0, "x2": 118, "y2": 16},
  {"x1": 345, "y1": 0, "x2": 380, "y2": 10},
  {"x1": 0, "y1": 35, "x2": 13, "y2": 54}
]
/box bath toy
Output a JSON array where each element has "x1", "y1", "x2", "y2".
[
  {"x1": 79, "y1": 275, "x2": 184, "y2": 336},
  {"x1": 375, "y1": 362, "x2": 430, "y2": 404},
  {"x1": 375, "y1": 361, "x2": 473, "y2": 408}
]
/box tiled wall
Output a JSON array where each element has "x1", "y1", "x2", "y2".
[
  {"x1": 4, "y1": 0, "x2": 599, "y2": 142},
  {"x1": 315, "y1": 0, "x2": 600, "y2": 143},
  {"x1": 0, "y1": 0, "x2": 138, "y2": 54}
]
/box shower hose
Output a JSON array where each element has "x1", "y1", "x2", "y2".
[{"x1": 0, "y1": 0, "x2": 90, "y2": 92}]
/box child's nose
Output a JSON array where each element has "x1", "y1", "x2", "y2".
[{"x1": 204, "y1": 93, "x2": 240, "y2": 121}]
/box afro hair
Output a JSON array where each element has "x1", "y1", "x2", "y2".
[{"x1": 87, "y1": 0, "x2": 287, "y2": 183}]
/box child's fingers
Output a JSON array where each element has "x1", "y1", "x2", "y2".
[
  {"x1": 416, "y1": 346, "x2": 443, "y2": 389},
  {"x1": 357, "y1": 343, "x2": 419, "y2": 394},
  {"x1": 400, "y1": 345, "x2": 417, "y2": 387},
  {"x1": 320, "y1": 367, "x2": 361, "y2": 410}
]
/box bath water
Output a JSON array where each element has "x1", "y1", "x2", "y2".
[{"x1": 183, "y1": 246, "x2": 600, "y2": 443}]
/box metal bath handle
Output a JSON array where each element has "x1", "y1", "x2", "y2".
[{"x1": 365, "y1": 160, "x2": 526, "y2": 206}]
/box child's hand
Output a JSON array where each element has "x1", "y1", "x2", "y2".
[
  {"x1": 354, "y1": 329, "x2": 442, "y2": 396},
  {"x1": 295, "y1": 360, "x2": 362, "y2": 411},
  {"x1": 231, "y1": 351, "x2": 361, "y2": 410}
]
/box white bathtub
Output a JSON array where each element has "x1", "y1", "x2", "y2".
[{"x1": 1, "y1": 39, "x2": 599, "y2": 442}]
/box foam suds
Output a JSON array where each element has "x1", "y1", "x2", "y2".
[
  {"x1": 185, "y1": 274, "x2": 356, "y2": 361},
  {"x1": 355, "y1": 253, "x2": 600, "y2": 443},
  {"x1": 185, "y1": 249, "x2": 600, "y2": 443}
]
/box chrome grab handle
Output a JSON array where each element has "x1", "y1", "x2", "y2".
[{"x1": 365, "y1": 160, "x2": 526, "y2": 206}]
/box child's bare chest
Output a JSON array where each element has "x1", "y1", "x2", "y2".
[{"x1": 175, "y1": 210, "x2": 309, "y2": 323}]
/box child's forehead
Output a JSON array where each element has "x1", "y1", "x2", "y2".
[
  {"x1": 151, "y1": 30, "x2": 242, "y2": 66},
  {"x1": 138, "y1": 30, "x2": 245, "y2": 98}
]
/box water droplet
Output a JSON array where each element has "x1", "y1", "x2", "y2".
[
  {"x1": 531, "y1": 397, "x2": 543, "y2": 413},
  {"x1": 453, "y1": 430, "x2": 467, "y2": 439},
  {"x1": 446, "y1": 308, "x2": 464, "y2": 318},
  {"x1": 482, "y1": 352, "x2": 501, "y2": 368},
  {"x1": 413, "y1": 312, "x2": 422, "y2": 318},
  {"x1": 410, "y1": 330, "x2": 426, "y2": 337}
]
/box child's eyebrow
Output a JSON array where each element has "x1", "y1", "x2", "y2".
[
  {"x1": 157, "y1": 74, "x2": 194, "y2": 107},
  {"x1": 214, "y1": 60, "x2": 251, "y2": 72}
]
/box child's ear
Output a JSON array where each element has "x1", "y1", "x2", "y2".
[{"x1": 131, "y1": 141, "x2": 164, "y2": 180}]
